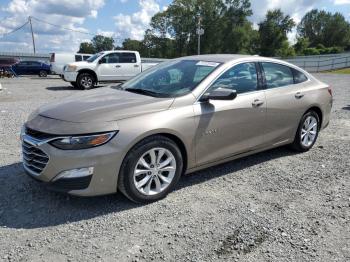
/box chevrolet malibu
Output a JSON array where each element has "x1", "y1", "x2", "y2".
[{"x1": 21, "y1": 55, "x2": 332, "y2": 203}]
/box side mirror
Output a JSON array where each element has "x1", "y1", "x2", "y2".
[
  {"x1": 200, "y1": 88, "x2": 237, "y2": 102},
  {"x1": 98, "y1": 58, "x2": 106, "y2": 64}
]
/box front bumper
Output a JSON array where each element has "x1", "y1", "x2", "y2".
[
  {"x1": 62, "y1": 71, "x2": 78, "y2": 82},
  {"x1": 25, "y1": 168, "x2": 92, "y2": 193},
  {"x1": 21, "y1": 131, "x2": 124, "y2": 196}
]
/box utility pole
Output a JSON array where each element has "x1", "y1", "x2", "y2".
[
  {"x1": 196, "y1": 14, "x2": 204, "y2": 55},
  {"x1": 28, "y1": 16, "x2": 36, "y2": 54}
]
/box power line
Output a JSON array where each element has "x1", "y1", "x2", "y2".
[
  {"x1": 0, "y1": 21, "x2": 29, "y2": 38},
  {"x1": 30, "y1": 16, "x2": 118, "y2": 41},
  {"x1": 31, "y1": 16, "x2": 96, "y2": 36}
]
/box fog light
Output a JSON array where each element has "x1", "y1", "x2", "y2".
[{"x1": 53, "y1": 167, "x2": 94, "y2": 182}]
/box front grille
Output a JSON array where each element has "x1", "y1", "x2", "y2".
[
  {"x1": 22, "y1": 140, "x2": 49, "y2": 175},
  {"x1": 25, "y1": 127, "x2": 55, "y2": 140}
]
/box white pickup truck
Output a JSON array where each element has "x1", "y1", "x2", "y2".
[{"x1": 63, "y1": 50, "x2": 161, "y2": 89}]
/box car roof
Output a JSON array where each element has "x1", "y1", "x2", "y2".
[{"x1": 179, "y1": 54, "x2": 254, "y2": 63}]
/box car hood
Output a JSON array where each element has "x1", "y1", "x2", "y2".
[{"x1": 33, "y1": 87, "x2": 174, "y2": 123}]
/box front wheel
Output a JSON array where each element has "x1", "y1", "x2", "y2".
[
  {"x1": 290, "y1": 111, "x2": 320, "y2": 152},
  {"x1": 118, "y1": 136, "x2": 183, "y2": 203},
  {"x1": 39, "y1": 70, "x2": 48, "y2": 77},
  {"x1": 77, "y1": 73, "x2": 95, "y2": 90}
]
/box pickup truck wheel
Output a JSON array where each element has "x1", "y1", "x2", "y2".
[
  {"x1": 77, "y1": 73, "x2": 95, "y2": 90},
  {"x1": 39, "y1": 70, "x2": 48, "y2": 77}
]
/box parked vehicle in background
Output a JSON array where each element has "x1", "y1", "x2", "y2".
[
  {"x1": 63, "y1": 51, "x2": 160, "y2": 89},
  {"x1": 22, "y1": 55, "x2": 332, "y2": 203},
  {"x1": 12, "y1": 61, "x2": 51, "y2": 77},
  {"x1": 50, "y1": 53, "x2": 92, "y2": 76}
]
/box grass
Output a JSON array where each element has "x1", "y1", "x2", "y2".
[{"x1": 326, "y1": 68, "x2": 350, "y2": 74}]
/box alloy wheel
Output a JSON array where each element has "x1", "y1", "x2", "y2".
[
  {"x1": 133, "y1": 147, "x2": 177, "y2": 196},
  {"x1": 301, "y1": 115, "x2": 318, "y2": 147},
  {"x1": 81, "y1": 76, "x2": 93, "y2": 89}
]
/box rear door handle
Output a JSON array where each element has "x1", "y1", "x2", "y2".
[
  {"x1": 252, "y1": 99, "x2": 264, "y2": 107},
  {"x1": 295, "y1": 92, "x2": 304, "y2": 99},
  {"x1": 134, "y1": 65, "x2": 140, "y2": 68},
  {"x1": 115, "y1": 65, "x2": 121, "y2": 68}
]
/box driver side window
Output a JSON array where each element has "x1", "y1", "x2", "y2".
[
  {"x1": 209, "y1": 63, "x2": 258, "y2": 94},
  {"x1": 102, "y1": 53, "x2": 120, "y2": 64}
]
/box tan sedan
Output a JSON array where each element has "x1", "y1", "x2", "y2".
[{"x1": 21, "y1": 55, "x2": 332, "y2": 203}]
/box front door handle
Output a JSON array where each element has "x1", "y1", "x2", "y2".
[
  {"x1": 252, "y1": 99, "x2": 264, "y2": 107},
  {"x1": 115, "y1": 65, "x2": 121, "y2": 68},
  {"x1": 134, "y1": 65, "x2": 140, "y2": 68},
  {"x1": 295, "y1": 92, "x2": 304, "y2": 99}
]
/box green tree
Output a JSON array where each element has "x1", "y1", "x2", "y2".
[
  {"x1": 146, "y1": 0, "x2": 256, "y2": 57},
  {"x1": 258, "y1": 9, "x2": 295, "y2": 57},
  {"x1": 78, "y1": 42, "x2": 95, "y2": 54},
  {"x1": 220, "y1": 0, "x2": 255, "y2": 53},
  {"x1": 276, "y1": 40, "x2": 296, "y2": 58},
  {"x1": 294, "y1": 37, "x2": 310, "y2": 55},
  {"x1": 91, "y1": 35, "x2": 115, "y2": 52},
  {"x1": 122, "y1": 39, "x2": 143, "y2": 52},
  {"x1": 298, "y1": 9, "x2": 350, "y2": 48}
]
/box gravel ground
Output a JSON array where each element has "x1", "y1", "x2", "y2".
[{"x1": 0, "y1": 74, "x2": 349, "y2": 262}]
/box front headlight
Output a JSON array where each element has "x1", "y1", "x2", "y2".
[
  {"x1": 50, "y1": 131, "x2": 117, "y2": 150},
  {"x1": 66, "y1": 65, "x2": 78, "y2": 72}
]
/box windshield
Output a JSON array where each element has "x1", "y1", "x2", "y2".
[
  {"x1": 121, "y1": 60, "x2": 221, "y2": 97},
  {"x1": 86, "y1": 52, "x2": 104, "y2": 62}
]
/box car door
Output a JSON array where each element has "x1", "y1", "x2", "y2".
[
  {"x1": 194, "y1": 62, "x2": 267, "y2": 166},
  {"x1": 119, "y1": 52, "x2": 140, "y2": 79},
  {"x1": 14, "y1": 61, "x2": 27, "y2": 74},
  {"x1": 261, "y1": 62, "x2": 308, "y2": 145},
  {"x1": 31, "y1": 62, "x2": 41, "y2": 74},
  {"x1": 97, "y1": 53, "x2": 122, "y2": 81}
]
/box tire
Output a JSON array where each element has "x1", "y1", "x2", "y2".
[
  {"x1": 70, "y1": 82, "x2": 78, "y2": 88},
  {"x1": 118, "y1": 135, "x2": 183, "y2": 203},
  {"x1": 77, "y1": 73, "x2": 95, "y2": 90},
  {"x1": 39, "y1": 70, "x2": 48, "y2": 77},
  {"x1": 290, "y1": 110, "x2": 320, "y2": 152}
]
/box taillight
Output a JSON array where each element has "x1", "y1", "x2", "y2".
[{"x1": 327, "y1": 86, "x2": 332, "y2": 97}]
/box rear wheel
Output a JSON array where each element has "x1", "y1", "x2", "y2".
[
  {"x1": 118, "y1": 136, "x2": 183, "y2": 203},
  {"x1": 77, "y1": 73, "x2": 95, "y2": 90},
  {"x1": 39, "y1": 70, "x2": 48, "y2": 77},
  {"x1": 290, "y1": 111, "x2": 320, "y2": 152}
]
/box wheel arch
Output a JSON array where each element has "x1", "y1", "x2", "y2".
[
  {"x1": 77, "y1": 69, "x2": 98, "y2": 82},
  {"x1": 305, "y1": 106, "x2": 323, "y2": 129}
]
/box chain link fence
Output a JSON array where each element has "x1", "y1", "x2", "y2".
[{"x1": 282, "y1": 53, "x2": 350, "y2": 72}]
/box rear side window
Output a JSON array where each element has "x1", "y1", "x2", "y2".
[
  {"x1": 261, "y1": 62, "x2": 294, "y2": 89},
  {"x1": 120, "y1": 53, "x2": 136, "y2": 63},
  {"x1": 292, "y1": 69, "x2": 308, "y2": 84},
  {"x1": 75, "y1": 55, "x2": 82, "y2": 62}
]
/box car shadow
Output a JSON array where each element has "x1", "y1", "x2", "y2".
[
  {"x1": 0, "y1": 147, "x2": 294, "y2": 229},
  {"x1": 342, "y1": 105, "x2": 350, "y2": 111},
  {"x1": 46, "y1": 84, "x2": 108, "y2": 91},
  {"x1": 46, "y1": 86, "x2": 78, "y2": 91}
]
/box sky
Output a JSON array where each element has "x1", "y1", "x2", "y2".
[{"x1": 0, "y1": 0, "x2": 349, "y2": 53}]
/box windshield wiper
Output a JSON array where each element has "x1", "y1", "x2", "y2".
[{"x1": 124, "y1": 88, "x2": 162, "y2": 97}]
